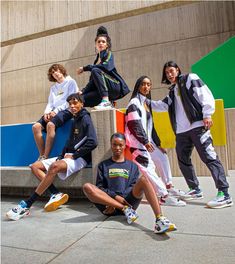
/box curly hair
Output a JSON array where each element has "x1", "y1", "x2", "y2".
[{"x1": 47, "y1": 64, "x2": 67, "y2": 82}]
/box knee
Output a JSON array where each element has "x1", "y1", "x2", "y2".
[
  {"x1": 30, "y1": 160, "x2": 41, "y2": 169},
  {"x1": 139, "y1": 175, "x2": 151, "y2": 186},
  {"x1": 32, "y1": 123, "x2": 42, "y2": 133},
  {"x1": 48, "y1": 162, "x2": 60, "y2": 174},
  {"x1": 29, "y1": 162, "x2": 36, "y2": 172},
  {"x1": 91, "y1": 67, "x2": 101, "y2": 76},
  {"x1": 83, "y1": 183, "x2": 94, "y2": 196},
  {"x1": 46, "y1": 122, "x2": 55, "y2": 132},
  {"x1": 29, "y1": 162, "x2": 41, "y2": 176}
]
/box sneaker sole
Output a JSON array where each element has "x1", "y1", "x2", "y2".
[
  {"x1": 182, "y1": 196, "x2": 203, "y2": 201},
  {"x1": 206, "y1": 201, "x2": 233, "y2": 209},
  {"x1": 127, "y1": 215, "x2": 139, "y2": 224},
  {"x1": 154, "y1": 224, "x2": 177, "y2": 234},
  {"x1": 161, "y1": 202, "x2": 186, "y2": 207},
  {"x1": 44, "y1": 194, "x2": 69, "y2": 212}
]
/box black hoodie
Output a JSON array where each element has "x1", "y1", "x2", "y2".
[{"x1": 58, "y1": 108, "x2": 98, "y2": 163}]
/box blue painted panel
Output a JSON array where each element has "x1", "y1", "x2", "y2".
[{"x1": 1, "y1": 121, "x2": 72, "y2": 166}]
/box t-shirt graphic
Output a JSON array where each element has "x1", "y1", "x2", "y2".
[{"x1": 109, "y1": 168, "x2": 129, "y2": 179}]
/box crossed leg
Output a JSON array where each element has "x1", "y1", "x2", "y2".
[{"x1": 83, "y1": 175, "x2": 162, "y2": 216}]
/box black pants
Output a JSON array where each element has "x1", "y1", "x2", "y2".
[
  {"x1": 176, "y1": 126, "x2": 229, "y2": 192},
  {"x1": 82, "y1": 68, "x2": 121, "y2": 107}
]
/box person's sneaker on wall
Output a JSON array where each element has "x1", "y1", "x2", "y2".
[
  {"x1": 206, "y1": 191, "x2": 233, "y2": 209},
  {"x1": 93, "y1": 100, "x2": 113, "y2": 111},
  {"x1": 37, "y1": 155, "x2": 47, "y2": 161}
]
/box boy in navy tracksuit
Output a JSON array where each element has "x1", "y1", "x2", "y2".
[
  {"x1": 6, "y1": 93, "x2": 98, "y2": 220},
  {"x1": 77, "y1": 26, "x2": 130, "y2": 110}
]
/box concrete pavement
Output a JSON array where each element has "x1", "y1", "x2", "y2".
[{"x1": 1, "y1": 175, "x2": 235, "y2": 264}]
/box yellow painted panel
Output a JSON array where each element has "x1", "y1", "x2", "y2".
[
  {"x1": 153, "y1": 99, "x2": 226, "y2": 147},
  {"x1": 152, "y1": 111, "x2": 176, "y2": 148},
  {"x1": 210, "y1": 99, "x2": 226, "y2": 146},
  {"x1": 118, "y1": 99, "x2": 226, "y2": 148}
]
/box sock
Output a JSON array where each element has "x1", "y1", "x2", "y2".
[
  {"x1": 25, "y1": 192, "x2": 40, "y2": 208},
  {"x1": 166, "y1": 184, "x2": 172, "y2": 190},
  {"x1": 156, "y1": 214, "x2": 162, "y2": 220},
  {"x1": 48, "y1": 184, "x2": 59, "y2": 195},
  {"x1": 101, "y1": 97, "x2": 109, "y2": 103},
  {"x1": 219, "y1": 189, "x2": 229, "y2": 197},
  {"x1": 122, "y1": 205, "x2": 128, "y2": 211}
]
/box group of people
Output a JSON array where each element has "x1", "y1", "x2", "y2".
[{"x1": 6, "y1": 26, "x2": 233, "y2": 234}]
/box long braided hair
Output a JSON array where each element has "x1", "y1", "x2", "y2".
[{"x1": 130, "y1": 75, "x2": 153, "y2": 114}]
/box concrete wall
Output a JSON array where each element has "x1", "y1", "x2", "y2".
[
  {"x1": 1, "y1": 1, "x2": 235, "y2": 124},
  {"x1": 1, "y1": 0, "x2": 183, "y2": 43},
  {"x1": 0, "y1": 109, "x2": 230, "y2": 199},
  {"x1": 1, "y1": 1, "x2": 235, "y2": 170}
]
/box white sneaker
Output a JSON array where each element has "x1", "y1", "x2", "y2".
[
  {"x1": 123, "y1": 206, "x2": 139, "y2": 224},
  {"x1": 37, "y1": 155, "x2": 47, "y2": 161},
  {"x1": 6, "y1": 200, "x2": 30, "y2": 221},
  {"x1": 93, "y1": 101, "x2": 113, "y2": 111},
  {"x1": 44, "y1": 193, "x2": 69, "y2": 212},
  {"x1": 181, "y1": 188, "x2": 203, "y2": 201},
  {"x1": 161, "y1": 196, "x2": 186, "y2": 207},
  {"x1": 168, "y1": 187, "x2": 186, "y2": 198},
  {"x1": 154, "y1": 216, "x2": 177, "y2": 234},
  {"x1": 206, "y1": 192, "x2": 233, "y2": 209}
]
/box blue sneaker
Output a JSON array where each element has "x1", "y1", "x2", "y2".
[
  {"x1": 181, "y1": 188, "x2": 203, "y2": 200},
  {"x1": 6, "y1": 200, "x2": 30, "y2": 221},
  {"x1": 207, "y1": 192, "x2": 233, "y2": 209}
]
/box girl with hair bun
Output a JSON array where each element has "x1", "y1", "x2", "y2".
[{"x1": 77, "y1": 26, "x2": 130, "y2": 110}]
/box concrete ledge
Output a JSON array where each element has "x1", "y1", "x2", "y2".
[{"x1": 1, "y1": 167, "x2": 92, "y2": 198}]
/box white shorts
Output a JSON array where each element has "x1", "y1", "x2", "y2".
[{"x1": 42, "y1": 154, "x2": 87, "y2": 180}]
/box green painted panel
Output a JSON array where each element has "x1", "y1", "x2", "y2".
[{"x1": 191, "y1": 36, "x2": 235, "y2": 108}]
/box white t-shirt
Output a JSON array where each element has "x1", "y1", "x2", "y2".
[
  {"x1": 174, "y1": 84, "x2": 203, "y2": 134},
  {"x1": 44, "y1": 76, "x2": 79, "y2": 114}
]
